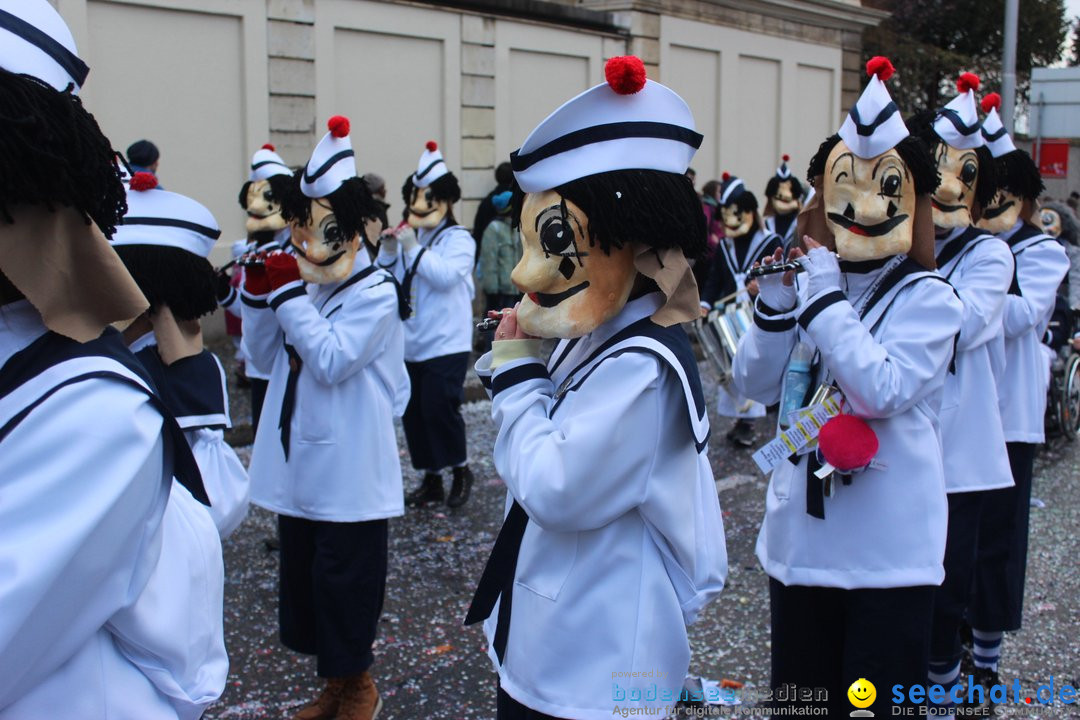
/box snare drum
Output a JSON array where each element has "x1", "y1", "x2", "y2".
[{"x1": 692, "y1": 301, "x2": 753, "y2": 391}]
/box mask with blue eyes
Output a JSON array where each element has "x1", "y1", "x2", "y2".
[
  {"x1": 290, "y1": 198, "x2": 360, "y2": 284},
  {"x1": 512, "y1": 189, "x2": 637, "y2": 338}
]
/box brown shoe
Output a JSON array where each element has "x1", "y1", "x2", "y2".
[
  {"x1": 291, "y1": 677, "x2": 346, "y2": 720},
  {"x1": 337, "y1": 671, "x2": 383, "y2": 720}
]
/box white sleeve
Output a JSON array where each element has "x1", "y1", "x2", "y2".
[
  {"x1": 107, "y1": 484, "x2": 228, "y2": 720},
  {"x1": 488, "y1": 352, "x2": 662, "y2": 533},
  {"x1": 239, "y1": 288, "x2": 283, "y2": 376},
  {"x1": 186, "y1": 427, "x2": 249, "y2": 539},
  {"x1": 267, "y1": 278, "x2": 400, "y2": 386},
  {"x1": 951, "y1": 240, "x2": 1015, "y2": 352},
  {"x1": 732, "y1": 299, "x2": 800, "y2": 406},
  {"x1": 798, "y1": 281, "x2": 963, "y2": 418},
  {"x1": 0, "y1": 382, "x2": 169, "y2": 709},
  {"x1": 1002, "y1": 241, "x2": 1070, "y2": 339},
  {"x1": 406, "y1": 230, "x2": 475, "y2": 291}
]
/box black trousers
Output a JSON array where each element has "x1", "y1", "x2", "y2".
[
  {"x1": 250, "y1": 377, "x2": 268, "y2": 434},
  {"x1": 497, "y1": 686, "x2": 564, "y2": 720},
  {"x1": 402, "y1": 352, "x2": 469, "y2": 471},
  {"x1": 769, "y1": 579, "x2": 935, "y2": 717},
  {"x1": 278, "y1": 515, "x2": 388, "y2": 677},
  {"x1": 930, "y1": 491, "x2": 985, "y2": 665},
  {"x1": 970, "y1": 442, "x2": 1036, "y2": 632}
]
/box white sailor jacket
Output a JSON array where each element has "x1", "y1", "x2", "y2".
[
  {"x1": 473, "y1": 293, "x2": 727, "y2": 720},
  {"x1": 733, "y1": 257, "x2": 963, "y2": 588},
  {"x1": 242, "y1": 253, "x2": 410, "y2": 522}
]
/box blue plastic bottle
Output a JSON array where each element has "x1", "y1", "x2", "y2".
[{"x1": 779, "y1": 342, "x2": 813, "y2": 427}]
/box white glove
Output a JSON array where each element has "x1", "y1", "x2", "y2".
[
  {"x1": 396, "y1": 225, "x2": 418, "y2": 254},
  {"x1": 757, "y1": 268, "x2": 797, "y2": 312},
  {"x1": 801, "y1": 247, "x2": 840, "y2": 298},
  {"x1": 379, "y1": 233, "x2": 399, "y2": 257}
]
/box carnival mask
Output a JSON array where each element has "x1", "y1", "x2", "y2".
[
  {"x1": 822, "y1": 140, "x2": 915, "y2": 261},
  {"x1": 244, "y1": 179, "x2": 286, "y2": 234},
  {"x1": 720, "y1": 203, "x2": 754, "y2": 239},
  {"x1": 513, "y1": 190, "x2": 636, "y2": 338},
  {"x1": 771, "y1": 180, "x2": 800, "y2": 215},
  {"x1": 931, "y1": 143, "x2": 978, "y2": 229},
  {"x1": 290, "y1": 199, "x2": 359, "y2": 284},
  {"x1": 407, "y1": 185, "x2": 449, "y2": 230},
  {"x1": 1040, "y1": 207, "x2": 1063, "y2": 238},
  {"x1": 977, "y1": 188, "x2": 1024, "y2": 234}
]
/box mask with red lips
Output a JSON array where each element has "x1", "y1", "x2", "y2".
[{"x1": 290, "y1": 199, "x2": 360, "y2": 284}]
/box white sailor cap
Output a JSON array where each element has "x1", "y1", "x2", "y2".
[
  {"x1": 933, "y1": 73, "x2": 984, "y2": 150},
  {"x1": 510, "y1": 55, "x2": 702, "y2": 193},
  {"x1": 719, "y1": 173, "x2": 747, "y2": 206},
  {"x1": 413, "y1": 140, "x2": 449, "y2": 188},
  {"x1": 250, "y1": 143, "x2": 292, "y2": 182},
  {"x1": 838, "y1": 57, "x2": 909, "y2": 159},
  {"x1": 112, "y1": 173, "x2": 221, "y2": 258},
  {"x1": 300, "y1": 116, "x2": 356, "y2": 199},
  {"x1": 979, "y1": 93, "x2": 1016, "y2": 158},
  {"x1": 774, "y1": 154, "x2": 792, "y2": 181},
  {"x1": 0, "y1": 0, "x2": 88, "y2": 92}
]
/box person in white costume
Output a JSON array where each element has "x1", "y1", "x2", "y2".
[
  {"x1": 467, "y1": 55, "x2": 727, "y2": 720},
  {"x1": 903, "y1": 76, "x2": 1014, "y2": 710},
  {"x1": 965, "y1": 91, "x2": 1070, "y2": 701},
  {"x1": 112, "y1": 171, "x2": 251, "y2": 539},
  {"x1": 241, "y1": 115, "x2": 409, "y2": 720},
  {"x1": 0, "y1": 2, "x2": 227, "y2": 718},
  {"x1": 732, "y1": 57, "x2": 963, "y2": 717},
  {"x1": 378, "y1": 141, "x2": 477, "y2": 508}
]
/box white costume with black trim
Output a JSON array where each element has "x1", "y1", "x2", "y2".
[
  {"x1": 733, "y1": 259, "x2": 963, "y2": 588},
  {"x1": 996, "y1": 221, "x2": 1070, "y2": 442},
  {"x1": 473, "y1": 293, "x2": 727, "y2": 720},
  {"x1": 242, "y1": 252, "x2": 409, "y2": 522},
  {"x1": 934, "y1": 226, "x2": 1014, "y2": 492},
  {"x1": 763, "y1": 214, "x2": 797, "y2": 249},
  {"x1": 0, "y1": 301, "x2": 226, "y2": 720},
  {"x1": 377, "y1": 218, "x2": 475, "y2": 362}
]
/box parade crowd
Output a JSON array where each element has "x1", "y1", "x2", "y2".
[{"x1": 1, "y1": 2, "x2": 1077, "y2": 720}]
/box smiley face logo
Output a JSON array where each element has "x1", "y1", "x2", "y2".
[{"x1": 847, "y1": 678, "x2": 876, "y2": 714}]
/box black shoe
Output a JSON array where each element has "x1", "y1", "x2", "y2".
[
  {"x1": 447, "y1": 465, "x2": 474, "y2": 508},
  {"x1": 969, "y1": 667, "x2": 1001, "y2": 710},
  {"x1": 726, "y1": 420, "x2": 754, "y2": 448},
  {"x1": 405, "y1": 473, "x2": 444, "y2": 507}
]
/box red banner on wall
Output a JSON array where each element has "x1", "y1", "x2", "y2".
[{"x1": 1035, "y1": 140, "x2": 1069, "y2": 178}]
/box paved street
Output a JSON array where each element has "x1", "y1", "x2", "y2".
[{"x1": 206, "y1": 353, "x2": 1080, "y2": 720}]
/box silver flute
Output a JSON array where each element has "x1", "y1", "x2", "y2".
[
  {"x1": 476, "y1": 311, "x2": 507, "y2": 331},
  {"x1": 746, "y1": 252, "x2": 839, "y2": 278}
]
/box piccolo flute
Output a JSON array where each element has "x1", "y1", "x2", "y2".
[
  {"x1": 745, "y1": 252, "x2": 839, "y2": 278},
  {"x1": 476, "y1": 311, "x2": 507, "y2": 332}
]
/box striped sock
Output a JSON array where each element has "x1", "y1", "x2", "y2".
[
  {"x1": 928, "y1": 659, "x2": 961, "y2": 711},
  {"x1": 972, "y1": 629, "x2": 1003, "y2": 672}
]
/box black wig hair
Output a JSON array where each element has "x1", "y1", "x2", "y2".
[
  {"x1": 807, "y1": 132, "x2": 941, "y2": 197},
  {"x1": 765, "y1": 175, "x2": 805, "y2": 202},
  {"x1": 724, "y1": 188, "x2": 759, "y2": 214},
  {"x1": 995, "y1": 149, "x2": 1044, "y2": 202},
  {"x1": 237, "y1": 173, "x2": 296, "y2": 211},
  {"x1": 114, "y1": 245, "x2": 219, "y2": 321},
  {"x1": 401, "y1": 173, "x2": 462, "y2": 226},
  {"x1": 511, "y1": 169, "x2": 707, "y2": 262},
  {"x1": 905, "y1": 110, "x2": 996, "y2": 206},
  {"x1": 0, "y1": 68, "x2": 126, "y2": 236},
  {"x1": 280, "y1": 175, "x2": 384, "y2": 244}
]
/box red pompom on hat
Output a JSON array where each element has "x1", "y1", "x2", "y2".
[
  {"x1": 818, "y1": 414, "x2": 879, "y2": 472},
  {"x1": 782, "y1": 154, "x2": 790, "y2": 162},
  {"x1": 721, "y1": 171, "x2": 731, "y2": 181},
  {"x1": 981, "y1": 92, "x2": 1002, "y2": 113},
  {"x1": 262, "y1": 143, "x2": 276, "y2": 151},
  {"x1": 129, "y1": 172, "x2": 158, "y2": 192},
  {"x1": 957, "y1": 72, "x2": 980, "y2": 93},
  {"x1": 327, "y1": 115, "x2": 350, "y2": 138},
  {"x1": 426, "y1": 140, "x2": 438, "y2": 152},
  {"x1": 866, "y1": 56, "x2": 895, "y2": 82},
  {"x1": 605, "y1": 55, "x2": 647, "y2": 95}
]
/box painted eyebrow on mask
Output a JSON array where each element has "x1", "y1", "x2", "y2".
[
  {"x1": 872, "y1": 155, "x2": 909, "y2": 181},
  {"x1": 831, "y1": 152, "x2": 854, "y2": 179}
]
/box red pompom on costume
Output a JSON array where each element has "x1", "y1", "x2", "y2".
[
  {"x1": 327, "y1": 115, "x2": 350, "y2": 138},
  {"x1": 129, "y1": 172, "x2": 158, "y2": 192},
  {"x1": 266, "y1": 252, "x2": 301, "y2": 290},
  {"x1": 782, "y1": 154, "x2": 791, "y2": 162},
  {"x1": 981, "y1": 92, "x2": 1002, "y2": 113},
  {"x1": 866, "y1": 56, "x2": 895, "y2": 82},
  {"x1": 957, "y1": 72, "x2": 980, "y2": 93},
  {"x1": 605, "y1": 56, "x2": 647, "y2": 95},
  {"x1": 818, "y1": 414, "x2": 879, "y2": 472},
  {"x1": 262, "y1": 143, "x2": 276, "y2": 151},
  {"x1": 721, "y1": 171, "x2": 731, "y2": 182},
  {"x1": 426, "y1": 140, "x2": 438, "y2": 152}
]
